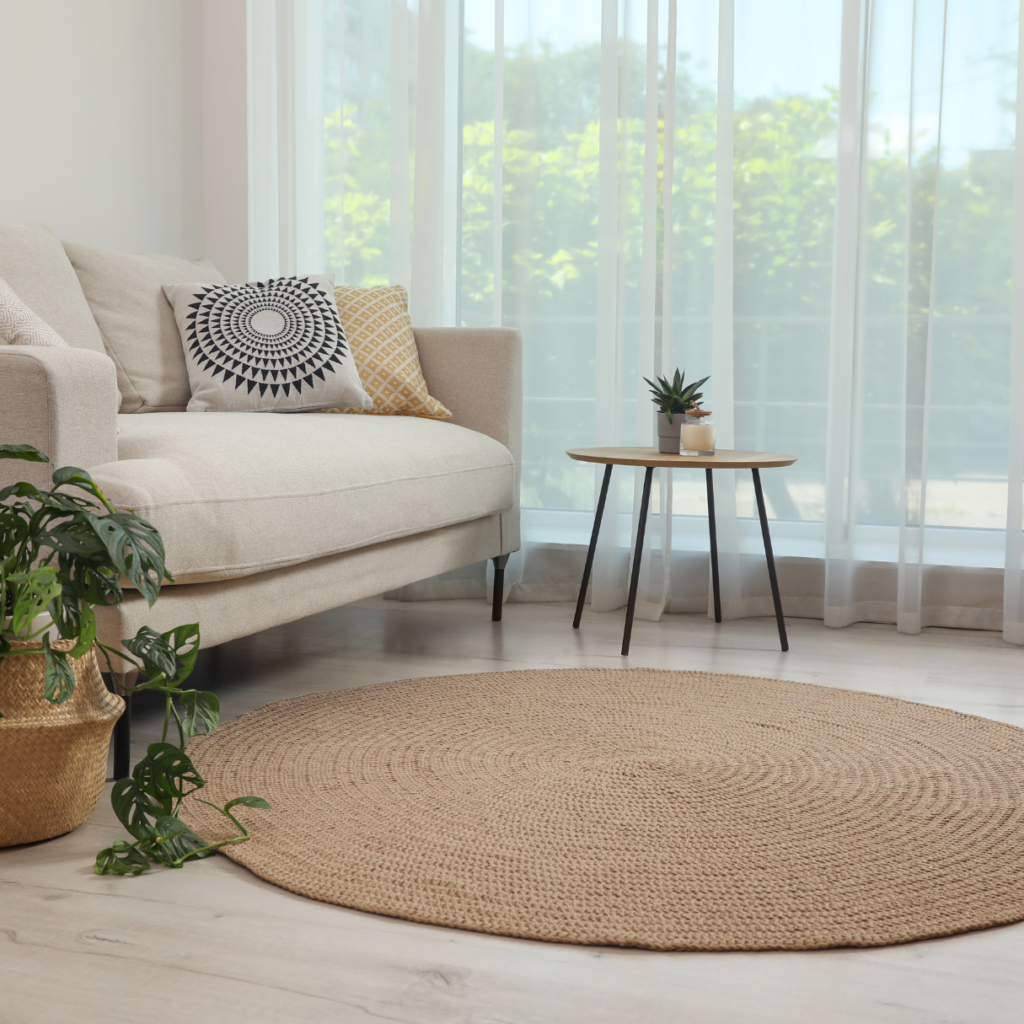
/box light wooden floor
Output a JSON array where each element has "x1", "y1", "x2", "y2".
[{"x1": 3, "y1": 598, "x2": 1024, "y2": 1024}]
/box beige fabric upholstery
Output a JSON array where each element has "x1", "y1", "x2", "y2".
[
  {"x1": 415, "y1": 327, "x2": 522, "y2": 552},
  {"x1": 0, "y1": 224, "x2": 106, "y2": 352},
  {"x1": 0, "y1": 321, "x2": 521, "y2": 659},
  {"x1": 62, "y1": 241, "x2": 226, "y2": 414},
  {"x1": 90, "y1": 412, "x2": 516, "y2": 585},
  {"x1": 95, "y1": 516, "x2": 502, "y2": 661},
  {"x1": 0, "y1": 347, "x2": 119, "y2": 491}
]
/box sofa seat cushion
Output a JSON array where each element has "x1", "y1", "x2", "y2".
[{"x1": 89, "y1": 413, "x2": 516, "y2": 585}]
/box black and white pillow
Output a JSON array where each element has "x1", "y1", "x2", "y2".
[{"x1": 163, "y1": 274, "x2": 372, "y2": 413}]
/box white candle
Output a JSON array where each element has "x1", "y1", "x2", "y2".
[{"x1": 680, "y1": 422, "x2": 715, "y2": 454}]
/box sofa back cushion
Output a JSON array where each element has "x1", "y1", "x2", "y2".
[
  {"x1": 0, "y1": 223, "x2": 106, "y2": 352},
  {"x1": 63, "y1": 241, "x2": 226, "y2": 413}
]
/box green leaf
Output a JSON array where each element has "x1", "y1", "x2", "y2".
[
  {"x1": 112, "y1": 743, "x2": 204, "y2": 839},
  {"x1": 124, "y1": 623, "x2": 200, "y2": 689},
  {"x1": 94, "y1": 842, "x2": 150, "y2": 876},
  {"x1": 179, "y1": 689, "x2": 219, "y2": 738},
  {"x1": 150, "y1": 815, "x2": 185, "y2": 840},
  {"x1": 50, "y1": 552, "x2": 122, "y2": 640},
  {"x1": 0, "y1": 444, "x2": 51, "y2": 464},
  {"x1": 42, "y1": 518, "x2": 112, "y2": 564},
  {"x1": 111, "y1": 776, "x2": 166, "y2": 839},
  {"x1": 65, "y1": 604, "x2": 97, "y2": 659},
  {"x1": 131, "y1": 742, "x2": 205, "y2": 809},
  {"x1": 7, "y1": 567, "x2": 62, "y2": 636},
  {"x1": 163, "y1": 623, "x2": 200, "y2": 685},
  {"x1": 123, "y1": 626, "x2": 178, "y2": 680},
  {"x1": 87, "y1": 512, "x2": 167, "y2": 607},
  {"x1": 50, "y1": 466, "x2": 115, "y2": 512},
  {"x1": 41, "y1": 636, "x2": 76, "y2": 704},
  {"x1": 224, "y1": 796, "x2": 272, "y2": 812},
  {"x1": 142, "y1": 816, "x2": 214, "y2": 867},
  {"x1": 0, "y1": 480, "x2": 48, "y2": 505}
]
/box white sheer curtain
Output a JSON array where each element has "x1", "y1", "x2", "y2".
[{"x1": 248, "y1": 0, "x2": 1024, "y2": 642}]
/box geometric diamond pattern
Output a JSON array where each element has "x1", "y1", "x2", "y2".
[{"x1": 319, "y1": 285, "x2": 451, "y2": 419}]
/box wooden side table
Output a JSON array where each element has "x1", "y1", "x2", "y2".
[{"x1": 566, "y1": 447, "x2": 798, "y2": 656}]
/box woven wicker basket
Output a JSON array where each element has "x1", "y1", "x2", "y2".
[{"x1": 0, "y1": 639, "x2": 124, "y2": 847}]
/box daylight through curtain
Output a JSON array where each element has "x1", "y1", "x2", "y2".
[{"x1": 249, "y1": 0, "x2": 1024, "y2": 641}]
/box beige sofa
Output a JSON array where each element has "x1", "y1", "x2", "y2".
[{"x1": 0, "y1": 224, "x2": 521, "y2": 677}]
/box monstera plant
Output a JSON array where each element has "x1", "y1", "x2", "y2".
[{"x1": 0, "y1": 444, "x2": 268, "y2": 872}]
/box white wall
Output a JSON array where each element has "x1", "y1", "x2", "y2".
[
  {"x1": 0, "y1": 0, "x2": 205, "y2": 257},
  {"x1": 201, "y1": 0, "x2": 249, "y2": 282}
]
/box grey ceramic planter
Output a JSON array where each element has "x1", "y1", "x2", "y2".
[{"x1": 656, "y1": 412, "x2": 681, "y2": 453}]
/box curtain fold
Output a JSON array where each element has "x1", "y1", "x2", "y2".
[
  {"x1": 247, "y1": 0, "x2": 1024, "y2": 642},
  {"x1": 247, "y1": 0, "x2": 324, "y2": 279},
  {"x1": 1005, "y1": 2, "x2": 1024, "y2": 643}
]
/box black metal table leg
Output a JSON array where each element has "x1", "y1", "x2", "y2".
[
  {"x1": 573, "y1": 463, "x2": 613, "y2": 628},
  {"x1": 752, "y1": 468, "x2": 789, "y2": 651},
  {"x1": 113, "y1": 691, "x2": 132, "y2": 780},
  {"x1": 705, "y1": 468, "x2": 722, "y2": 623},
  {"x1": 621, "y1": 466, "x2": 654, "y2": 656},
  {"x1": 491, "y1": 553, "x2": 510, "y2": 621}
]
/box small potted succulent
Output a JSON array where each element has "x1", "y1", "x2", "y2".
[
  {"x1": 0, "y1": 444, "x2": 267, "y2": 872},
  {"x1": 644, "y1": 369, "x2": 710, "y2": 453}
]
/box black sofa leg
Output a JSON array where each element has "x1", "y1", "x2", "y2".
[
  {"x1": 492, "y1": 554, "x2": 510, "y2": 621},
  {"x1": 106, "y1": 669, "x2": 138, "y2": 781},
  {"x1": 113, "y1": 692, "x2": 132, "y2": 780}
]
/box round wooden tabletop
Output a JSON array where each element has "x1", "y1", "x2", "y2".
[{"x1": 566, "y1": 447, "x2": 798, "y2": 470}]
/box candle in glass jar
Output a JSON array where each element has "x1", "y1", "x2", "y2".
[{"x1": 680, "y1": 418, "x2": 716, "y2": 455}]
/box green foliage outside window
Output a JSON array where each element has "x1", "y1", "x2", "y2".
[{"x1": 325, "y1": 41, "x2": 1013, "y2": 522}]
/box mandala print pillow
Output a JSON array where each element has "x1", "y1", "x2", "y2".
[{"x1": 163, "y1": 274, "x2": 372, "y2": 413}]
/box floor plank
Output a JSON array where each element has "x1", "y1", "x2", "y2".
[{"x1": 3, "y1": 600, "x2": 1023, "y2": 1023}]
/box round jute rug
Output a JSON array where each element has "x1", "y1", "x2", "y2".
[{"x1": 179, "y1": 668, "x2": 1024, "y2": 951}]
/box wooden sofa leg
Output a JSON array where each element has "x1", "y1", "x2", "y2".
[
  {"x1": 491, "y1": 554, "x2": 510, "y2": 621},
  {"x1": 111, "y1": 669, "x2": 138, "y2": 781}
]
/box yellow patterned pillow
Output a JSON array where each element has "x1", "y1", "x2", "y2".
[{"x1": 320, "y1": 285, "x2": 451, "y2": 419}]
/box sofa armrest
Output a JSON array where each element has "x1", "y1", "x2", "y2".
[
  {"x1": 414, "y1": 327, "x2": 522, "y2": 460},
  {"x1": 0, "y1": 346, "x2": 119, "y2": 489},
  {"x1": 414, "y1": 327, "x2": 522, "y2": 553}
]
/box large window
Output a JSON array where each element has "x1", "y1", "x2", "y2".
[{"x1": 281, "y1": 0, "x2": 1024, "y2": 634}]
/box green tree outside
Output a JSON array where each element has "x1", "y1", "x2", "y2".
[{"x1": 326, "y1": 41, "x2": 1014, "y2": 527}]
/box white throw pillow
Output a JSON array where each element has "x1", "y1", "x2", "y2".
[
  {"x1": 163, "y1": 274, "x2": 372, "y2": 414},
  {"x1": 0, "y1": 275, "x2": 67, "y2": 347}
]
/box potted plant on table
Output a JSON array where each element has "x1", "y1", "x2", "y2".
[
  {"x1": 643, "y1": 369, "x2": 711, "y2": 453},
  {"x1": 0, "y1": 444, "x2": 267, "y2": 872}
]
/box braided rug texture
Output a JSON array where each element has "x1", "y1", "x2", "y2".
[{"x1": 179, "y1": 668, "x2": 1024, "y2": 950}]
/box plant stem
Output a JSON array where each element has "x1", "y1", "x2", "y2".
[
  {"x1": 171, "y1": 799, "x2": 252, "y2": 867},
  {"x1": 170, "y1": 701, "x2": 185, "y2": 747},
  {"x1": 167, "y1": 832, "x2": 251, "y2": 868},
  {"x1": 96, "y1": 641, "x2": 144, "y2": 692}
]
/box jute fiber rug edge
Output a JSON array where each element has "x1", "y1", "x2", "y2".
[{"x1": 180, "y1": 668, "x2": 1024, "y2": 951}]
